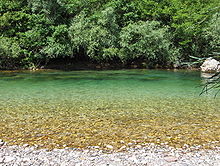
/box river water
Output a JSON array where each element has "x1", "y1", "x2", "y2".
[{"x1": 0, "y1": 69, "x2": 219, "y2": 149}]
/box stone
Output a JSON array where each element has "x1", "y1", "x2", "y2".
[
  {"x1": 200, "y1": 72, "x2": 216, "y2": 80},
  {"x1": 129, "y1": 155, "x2": 139, "y2": 163},
  {"x1": 91, "y1": 146, "x2": 100, "y2": 149},
  {"x1": 96, "y1": 65, "x2": 101, "y2": 69},
  {"x1": 106, "y1": 145, "x2": 113, "y2": 149},
  {"x1": 75, "y1": 163, "x2": 82, "y2": 166},
  {"x1": 0, "y1": 139, "x2": 4, "y2": 146},
  {"x1": 22, "y1": 157, "x2": 31, "y2": 162},
  {"x1": 23, "y1": 144, "x2": 29, "y2": 147},
  {"x1": 119, "y1": 145, "x2": 127, "y2": 151},
  {"x1": 200, "y1": 57, "x2": 220, "y2": 72},
  {"x1": 127, "y1": 143, "x2": 133, "y2": 146},
  {"x1": 119, "y1": 140, "x2": 125, "y2": 144},
  {"x1": 136, "y1": 145, "x2": 142, "y2": 149},
  {"x1": 4, "y1": 156, "x2": 16, "y2": 163},
  {"x1": 164, "y1": 156, "x2": 178, "y2": 162},
  {"x1": 0, "y1": 158, "x2": 4, "y2": 163}
]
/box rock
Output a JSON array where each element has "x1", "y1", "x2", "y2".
[
  {"x1": 96, "y1": 65, "x2": 101, "y2": 69},
  {"x1": 119, "y1": 145, "x2": 127, "y2": 151},
  {"x1": 106, "y1": 145, "x2": 113, "y2": 149},
  {"x1": 136, "y1": 145, "x2": 142, "y2": 149},
  {"x1": 164, "y1": 156, "x2": 178, "y2": 162},
  {"x1": 0, "y1": 144, "x2": 220, "y2": 165},
  {"x1": 4, "y1": 156, "x2": 16, "y2": 163},
  {"x1": 0, "y1": 158, "x2": 4, "y2": 163},
  {"x1": 119, "y1": 140, "x2": 125, "y2": 144},
  {"x1": 129, "y1": 155, "x2": 139, "y2": 163},
  {"x1": 21, "y1": 157, "x2": 32, "y2": 163},
  {"x1": 127, "y1": 143, "x2": 133, "y2": 146},
  {"x1": 74, "y1": 163, "x2": 82, "y2": 166},
  {"x1": 0, "y1": 139, "x2": 4, "y2": 146},
  {"x1": 200, "y1": 72, "x2": 215, "y2": 79},
  {"x1": 23, "y1": 144, "x2": 29, "y2": 147},
  {"x1": 92, "y1": 146, "x2": 100, "y2": 149},
  {"x1": 131, "y1": 65, "x2": 138, "y2": 69},
  {"x1": 201, "y1": 57, "x2": 220, "y2": 72}
]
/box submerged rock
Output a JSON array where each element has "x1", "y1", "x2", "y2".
[
  {"x1": 200, "y1": 57, "x2": 220, "y2": 72},
  {"x1": 200, "y1": 72, "x2": 216, "y2": 79},
  {"x1": 106, "y1": 145, "x2": 114, "y2": 149}
]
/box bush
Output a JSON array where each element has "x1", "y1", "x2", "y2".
[
  {"x1": 119, "y1": 21, "x2": 179, "y2": 67},
  {"x1": 204, "y1": 13, "x2": 220, "y2": 58},
  {"x1": 69, "y1": 7, "x2": 120, "y2": 61},
  {"x1": 43, "y1": 25, "x2": 72, "y2": 58},
  {"x1": 0, "y1": 36, "x2": 22, "y2": 69}
]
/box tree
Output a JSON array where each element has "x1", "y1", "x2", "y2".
[
  {"x1": 69, "y1": 7, "x2": 120, "y2": 62},
  {"x1": 119, "y1": 20, "x2": 179, "y2": 67}
]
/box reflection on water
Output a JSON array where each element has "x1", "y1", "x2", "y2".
[{"x1": 0, "y1": 70, "x2": 219, "y2": 150}]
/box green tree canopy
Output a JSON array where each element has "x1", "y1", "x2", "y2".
[{"x1": 0, "y1": 0, "x2": 219, "y2": 69}]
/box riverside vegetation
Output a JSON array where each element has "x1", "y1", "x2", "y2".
[{"x1": 0, "y1": 0, "x2": 220, "y2": 70}]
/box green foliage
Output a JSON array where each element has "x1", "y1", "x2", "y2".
[
  {"x1": 28, "y1": 0, "x2": 69, "y2": 24},
  {"x1": 0, "y1": 0, "x2": 220, "y2": 69},
  {"x1": 135, "y1": 0, "x2": 220, "y2": 59},
  {"x1": 43, "y1": 25, "x2": 72, "y2": 58},
  {"x1": 0, "y1": 36, "x2": 21, "y2": 68},
  {"x1": 204, "y1": 13, "x2": 220, "y2": 57},
  {"x1": 69, "y1": 7, "x2": 119, "y2": 61},
  {"x1": 170, "y1": 0, "x2": 218, "y2": 58},
  {"x1": 0, "y1": 10, "x2": 31, "y2": 37},
  {"x1": 119, "y1": 21, "x2": 179, "y2": 66}
]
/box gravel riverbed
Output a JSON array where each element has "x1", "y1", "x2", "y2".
[{"x1": 0, "y1": 141, "x2": 220, "y2": 166}]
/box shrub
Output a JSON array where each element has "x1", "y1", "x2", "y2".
[
  {"x1": 0, "y1": 36, "x2": 22, "y2": 69},
  {"x1": 204, "y1": 13, "x2": 220, "y2": 58},
  {"x1": 69, "y1": 7, "x2": 119, "y2": 61},
  {"x1": 119, "y1": 21, "x2": 179, "y2": 67}
]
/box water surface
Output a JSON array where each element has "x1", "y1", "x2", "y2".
[{"x1": 0, "y1": 70, "x2": 219, "y2": 149}]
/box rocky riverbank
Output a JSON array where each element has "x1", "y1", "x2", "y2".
[{"x1": 0, "y1": 141, "x2": 220, "y2": 166}]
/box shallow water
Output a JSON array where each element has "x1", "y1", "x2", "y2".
[{"x1": 0, "y1": 69, "x2": 219, "y2": 150}]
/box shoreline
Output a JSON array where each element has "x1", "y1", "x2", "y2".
[
  {"x1": 0, "y1": 67, "x2": 201, "y2": 73},
  {"x1": 0, "y1": 60, "x2": 201, "y2": 71},
  {"x1": 0, "y1": 142, "x2": 219, "y2": 165}
]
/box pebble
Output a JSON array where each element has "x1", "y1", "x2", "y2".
[
  {"x1": 136, "y1": 145, "x2": 142, "y2": 149},
  {"x1": 0, "y1": 158, "x2": 4, "y2": 163},
  {"x1": 129, "y1": 155, "x2": 139, "y2": 163},
  {"x1": 119, "y1": 145, "x2": 127, "y2": 151},
  {"x1": 119, "y1": 140, "x2": 125, "y2": 144},
  {"x1": 106, "y1": 145, "x2": 114, "y2": 149},
  {"x1": 0, "y1": 144, "x2": 219, "y2": 165},
  {"x1": 127, "y1": 143, "x2": 133, "y2": 146},
  {"x1": 4, "y1": 156, "x2": 16, "y2": 162},
  {"x1": 164, "y1": 156, "x2": 178, "y2": 162},
  {"x1": 0, "y1": 140, "x2": 4, "y2": 146},
  {"x1": 23, "y1": 144, "x2": 29, "y2": 147}
]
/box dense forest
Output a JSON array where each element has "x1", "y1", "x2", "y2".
[{"x1": 0, "y1": 0, "x2": 219, "y2": 70}]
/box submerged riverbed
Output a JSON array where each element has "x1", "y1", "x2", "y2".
[{"x1": 0, "y1": 70, "x2": 219, "y2": 150}]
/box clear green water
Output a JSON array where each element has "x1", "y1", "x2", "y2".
[{"x1": 0, "y1": 70, "x2": 219, "y2": 150}]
